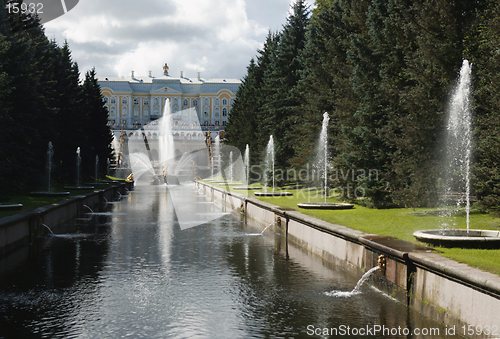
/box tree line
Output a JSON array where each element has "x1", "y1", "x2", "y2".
[
  {"x1": 225, "y1": 0, "x2": 498, "y2": 210},
  {"x1": 0, "y1": 0, "x2": 113, "y2": 193}
]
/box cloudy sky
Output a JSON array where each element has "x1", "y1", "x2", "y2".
[{"x1": 44, "y1": 0, "x2": 313, "y2": 80}]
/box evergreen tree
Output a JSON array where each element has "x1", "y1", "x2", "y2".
[
  {"x1": 261, "y1": 0, "x2": 310, "y2": 170},
  {"x1": 0, "y1": 2, "x2": 14, "y2": 192},
  {"x1": 53, "y1": 41, "x2": 84, "y2": 183},
  {"x1": 81, "y1": 68, "x2": 113, "y2": 179},
  {"x1": 0, "y1": 2, "x2": 115, "y2": 191},
  {"x1": 467, "y1": 0, "x2": 500, "y2": 210},
  {"x1": 4, "y1": 0, "x2": 58, "y2": 188},
  {"x1": 253, "y1": 32, "x2": 280, "y2": 165},
  {"x1": 225, "y1": 58, "x2": 259, "y2": 154}
]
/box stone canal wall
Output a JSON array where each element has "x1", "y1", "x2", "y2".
[
  {"x1": 197, "y1": 181, "x2": 500, "y2": 333},
  {"x1": 0, "y1": 183, "x2": 132, "y2": 259}
]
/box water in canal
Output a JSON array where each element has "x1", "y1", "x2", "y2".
[{"x1": 0, "y1": 185, "x2": 456, "y2": 338}]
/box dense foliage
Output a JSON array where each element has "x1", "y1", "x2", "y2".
[
  {"x1": 0, "y1": 0, "x2": 113, "y2": 193},
  {"x1": 225, "y1": 0, "x2": 499, "y2": 210}
]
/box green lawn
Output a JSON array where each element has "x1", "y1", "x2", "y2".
[
  {"x1": 0, "y1": 185, "x2": 106, "y2": 219},
  {"x1": 210, "y1": 183, "x2": 500, "y2": 275}
]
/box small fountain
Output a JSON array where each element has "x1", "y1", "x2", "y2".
[
  {"x1": 64, "y1": 147, "x2": 94, "y2": 190},
  {"x1": 245, "y1": 144, "x2": 250, "y2": 185},
  {"x1": 48, "y1": 142, "x2": 54, "y2": 191},
  {"x1": 298, "y1": 113, "x2": 353, "y2": 209},
  {"x1": 229, "y1": 151, "x2": 234, "y2": 182},
  {"x1": 30, "y1": 142, "x2": 70, "y2": 197},
  {"x1": 243, "y1": 223, "x2": 274, "y2": 236},
  {"x1": 76, "y1": 147, "x2": 81, "y2": 186},
  {"x1": 234, "y1": 144, "x2": 261, "y2": 190},
  {"x1": 41, "y1": 223, "x2": 54, "y2": 235},
  {"x1": 95, "y1": 155, "x2": 99, "y2": 181},
  {"x1": 255, "y1": 135, "x2": 292, "y2": 197},
  {"x1": 158, "y1": 99, "x2": 177, "y2": 184},
  {"x1": 325, "y1": 266, "x2": 380, "y2": 298},
  {"x1": 85, "y1": 155, "x2": 107, "y2": 186},
  {"x1": 210, "y1": 135, "x2": 226, "y2": 183},
  {"x1": 260, "y1": 223, "x2": 273, "y2": 235},
  {"x1": 413, "y1": 60, "x2": 500, "y2": 248}
]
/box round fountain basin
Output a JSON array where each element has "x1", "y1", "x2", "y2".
[
  {"x1": 84, "y1": 182, "x2": 109, "y2": 186},
  {"x1": 297, "y1": 202, "x2": 354, "y2": 210},
  {"x1": 233, "y1": 186, "x2": 263, "y2": 191},
  {"x1": 0, "y1": 203, "x2": 23, "y2": 210},
  {"x1": 30, "y1": 191, "x2": 70, "y2": 197},
  {"x1": 64, "y1": 186, "x2": 95, "y2": 190},
  {"x1": 413, "y1": 229, "x2": 500, "y2": 248},
  {"x1": 254, "y1": 192, "x2": 293, "y2": 197}
]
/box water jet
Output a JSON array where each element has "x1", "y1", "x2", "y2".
[
  {"x1": 30, "y1": 142, "x2": 70, "y2": 197},
  {"x1": 255, "y1": 136, "x2": 292, "y2": 197},
  {"x1": 297, "y1": 113, "x2": 352, "y2": 209},
  {"x1": 413, "y1": 60, "x2": 500, "y2": 248}
]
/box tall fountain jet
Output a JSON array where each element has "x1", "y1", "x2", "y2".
[
  {"x1": 264, "y1": 135, "x2": 275, "y2": 192},
  {"x1": 30, "y1": 142, "x2": 70, "y2": 197},
  {"x1": 319, "y1": 112, "x2": 330, "y2": 202},
  {"x1": 159, "y1": 98, "x2": 175, "y2": 175},
  {"x1": 76, "y1": 147, "x2": 81, "y2": 187},
  {"x1": 244, "y1": 144, "x2": 250, "y2": 186},
  {"x1": 229, "y1": 151, "x2": 234, "y2": 182},
  {"x1": 254, "y1": 135, "x2": 292, "y2": 197},
  {"x1": 413, "y1": 60, "x2": 500, "y2": 247},
  {"x1": 214, "y1": 135, "x2": 221, "y2": 178},
  {"x1": 95, "y1": 155, "x2": 99, "y2": 180},
  {"x1": 445, "y1": 59, "x2": 472, "y2": 233},
  {"x1": 47, "y1": 141, "x2": 54, "y2": 192},
  {"x1": 296, "y1": 113, "x2": 353, "y2": 209}
]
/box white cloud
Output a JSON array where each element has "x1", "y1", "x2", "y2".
[{"x1": 44, "y1": 0, "x2": 297, "y2": 80}]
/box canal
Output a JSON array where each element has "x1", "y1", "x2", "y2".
[{"x1": 0, "y1": 185, "x2": 456, "y2": 338}]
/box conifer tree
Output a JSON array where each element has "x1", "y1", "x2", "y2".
[
  {"x1": 260, "y1": 0, "x2": 310, "y2": 170},
  {"x1": 467, "y1": 0, "x2": 500, "y2": 210},
  {"x1": 225, "y1": 59, "x2": 259, "y2": 154},
  {"x1": 81, "y1": 68, "x2": 113, "y2": 178}
]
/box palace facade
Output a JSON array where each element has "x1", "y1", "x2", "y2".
[{"x1": 98, "y1": 64, "x2": 240, "y2": 137}]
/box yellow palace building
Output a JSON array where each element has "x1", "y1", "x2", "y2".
[{"x1": 98, "y1": 63, "x2": 240, "y2": 138}]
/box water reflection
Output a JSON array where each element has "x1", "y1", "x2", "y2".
[{"x1": 0, "y1": 186, "x2": 458, "y2": 338}]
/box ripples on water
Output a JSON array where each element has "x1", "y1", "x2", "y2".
[{"x1": 0, "y1": 186, "x2": 452, "y2": 338}]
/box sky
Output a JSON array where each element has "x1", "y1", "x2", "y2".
[{"x1": 44, "y1": 0, "x2": 314, "y2": 80}]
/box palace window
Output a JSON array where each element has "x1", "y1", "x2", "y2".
[
  {"x1": 133, "y1": 98, "x2": 139, "y2": 105},
  {"x1": 110, "y1": 97, "x2": 116, "y2": 104},
  {"x1": 193, "y1": 99, "x2": 198, "y2": 107},
  {"x1": 222, "y1": 121, "x2": 227, "y2": 126},
  {"x1": 222, "y1": 99, "x2": 227, "y2": 106},
  {"x1": 222, "y1": 108, "x2": 227, "y2": 116},
  {"x1": 122, "y1": 98, "x2": 128, "y2": 105},
  {"x1": 183, "y1": 99, "x2": 188, "y2": 106},
  {"x1": 144, "y1": 100, "x2": 149, "y2": 105}
]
